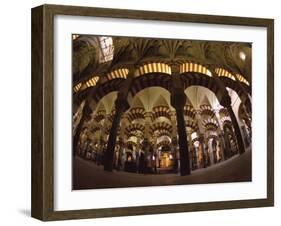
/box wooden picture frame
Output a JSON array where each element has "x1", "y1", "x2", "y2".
[{"x1": 31, "y1": 4, "x2": 274, "y2": 221}]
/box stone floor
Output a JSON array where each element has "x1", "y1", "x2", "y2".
[{"x1": 73, "y1": 150, "x2": 252, "y2": 190}]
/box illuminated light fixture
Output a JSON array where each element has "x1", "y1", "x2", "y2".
[
  {"x1": 239, "y1": 51, "x2": 246, "y2": 61},
  {"x1": 135, "y1": 62, "x2": 172, "y2": 77},
  {"x1": 72, "y1": 34, "x2": 80, "y2": 40},
  {"x1": 73, "y1": 82, "x2": 82, "y2": 93},
  {"x1": 236, "y1": 74, "x2": 250, "y2": 86},
  {"x1": 215, "y1": 68, "x2": 236, "y2": 81},
  {"x1": 107, "y1": 68, "x2": 129, "y2": 81},
  {"x1": 180, "y1": 62, "x2": 212, "y2": 77}
]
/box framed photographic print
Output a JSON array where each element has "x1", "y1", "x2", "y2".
[{"x1": 31, "y1": 4, "x2": 274, "y2": 221}]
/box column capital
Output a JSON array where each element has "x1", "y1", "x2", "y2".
[
  {"x1": 170, "y1": 110, "x2": 177, "y2": 119},
  {"x1": 170, "y1": 63, "x2": 180, "y2": 74},
  {"x1": 121, "y1": 114, "x2": 129, "y2": 123},
  {"x1": 144, "y1": 111, "x2": 153, "y2": 120},
  {"x1": 205, "y1": 64, "x2": 217, "y2": 74},
  {"x1": 126, "y1": 65, "x2": 138, "y2": 79},
  {"x1": 195, "y1": 109, "x2": 202, "y2": 117}
]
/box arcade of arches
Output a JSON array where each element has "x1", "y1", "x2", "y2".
[{"x1": 72, "y1": 35, "x2": 252, "y2": 189}]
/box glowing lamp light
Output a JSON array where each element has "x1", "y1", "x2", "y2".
[{"x1": 239, "y1": 51, "x2": 246, "y2": 61}]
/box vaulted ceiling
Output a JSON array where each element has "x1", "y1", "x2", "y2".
[{"x1": 72, "y1": 35, "x2": 252, "y2": 86}]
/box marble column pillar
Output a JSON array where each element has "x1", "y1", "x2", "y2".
[
  {"x1": 170, "y1": 111, "x2": 179, "y2": 171},
  {"x1": 171, "y1": 111, "x2": 177, "y2": 138},
  {"x1": 214, "y1": 110, "x2": 226, "y2": 160},
  {"x1": 195, "y1": 113, "x2": 209, "y2": 167},
  {"x1": 103, "y1": 65, "x2": 135, "y2": 171},
  {"x1": 187, "y1": 131, "x2": 194, "y2": 169},
  {"x1": 222, "y1": 95, "x2": 245, "y2": 154},
  {"x1": 198, "y1": 134, "x2": 207, "y2": 168},
  {"x1": 118, "y1": 116, "x2": 127, "y2": 169},
  {"x1": 210, "y1": 67, "x2": 247, "y2": 155},
  {"x1": 104, "y1": 98, "x2": 130, "y2": 171},
  {"x1": 73, "y1": 102, "x2": 92, "y2": 156},
  {"x1": 144, "y1": 112, "x2": 152, "y2": 140},
  {"x1": 171, "y1": 89, "x2": 190, "y2": 176}
]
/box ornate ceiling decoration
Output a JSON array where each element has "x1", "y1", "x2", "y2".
[
  {"x1": 180, "y1": 62, "x2": 212, "y2": 77},
  {"x1": 215, "y1": 67, "x2": 249, "y2": 86},
  {"x1": 107, "y1": 68, "x2": 129, "y2": 81},
  {"x1": 72, "y1": 36, "x2": 251, "y2": 90},
  {"x1": 135, "y1": 62, "x2": 171, "y2": 77}
]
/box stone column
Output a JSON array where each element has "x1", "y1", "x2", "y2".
[
  {"x1": 171, "y1": 88, "x2": 191, "y2": 176},
  {"x1": 103, "y1": 65, "x2": 135, "y2": 171},
  {"x1": 73, "y1": 101, "x2": 92, "y2": 156},
  {"x1": 104, "y1": 97, "x2": 130, "y2": 171},
  {"x1": 187, "y1": 131, "x2": 194, "y2": 169},
  {"x1": 144, "y1": 112, "x2": 152, "y2": 139},
  {"x1": 207, "y1": 67, "x2": 246, "y2": 156},
  {"x1": 217, "y1": 134, "x2": 225, "y2": 161},
  {"x1": 221, "y1": 95, "x2": 245, "y2": 154},
  {"x1": 118, "y1": 116, "x2": 127, "y2": 169},
  {"x1": 214, "y1": 110, "x2": 225, "y2": 161},
  {"x1": 233, "y1": 73, "x2": 252, "y2": 112},
  {"x1": 170, "y1": 111, "x2": 179, "y2": 171},
  {"x1": 187, "y1": 131, "x2": 193, "y2": 151},
  {"x1": 171, "y1": 111, "x2": 177, "y2": 138},
  {"x1": 195, "y1": 111, "x2": 205, "y2": 135},
  {"x1": 195, "y1": 113, "x2": 209, "y2": 167},
  {"x1": 119, "y1": 116, "x2": 127, "y2": 138},
  {"x1": 198, "y1": 134, "x2": 207, "y2": 168}
]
